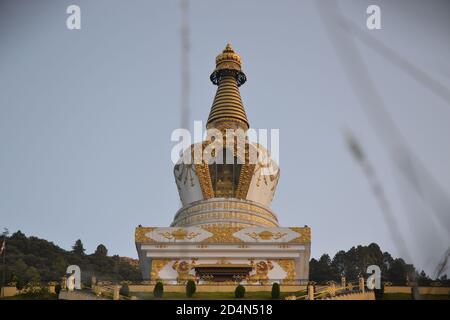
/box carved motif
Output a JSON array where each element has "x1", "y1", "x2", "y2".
[
  {"x1": 289, "y1": 227, "x2": 311, "y2": 243},
  {"x1": 174, "y1": 162, "x2": 196, "y2": 187},
  {"x1": 201, "y1": 226, "x2": 243, "y2": 243},
  {"x1": 150, "y1": 259, "x2": 170, "y2": 280},
  {"x1": 135, "y1": 227, "x2": 156, "y2": 243},
  {"x1": 246, "y1": 230, "x2": 287, "y2": 241},
  {"x1": 136, "y1": 226, "x2": 310, "y2": 244},
  {"x1": 276, "y1": 259, "x2": 296, "y2": 284},
  {"x1": 248, "y1": 260, "x2": 273, "y2": 284},
  {"x1": 172, "y1": 259, "x2": 197, "y2": 282},
  {"x1": 159, "y1": 228, "x2": 200, "y2": 241}
]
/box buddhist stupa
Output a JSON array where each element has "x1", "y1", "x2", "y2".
[{"x1": 135, "y1": 44, "x2": 311, "y2": 284}]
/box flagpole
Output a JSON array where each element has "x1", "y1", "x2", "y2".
[{"x1": 1, "y1": 237, "x2": 4, "y2": 298}]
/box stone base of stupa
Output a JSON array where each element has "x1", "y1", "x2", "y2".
[{"x1": 135, "y1": 225, "x2": 310, "y2": 285}]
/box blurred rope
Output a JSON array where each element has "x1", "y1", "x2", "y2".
[
  {"x1": 180, "y1": 0, "x2": 190, "y2": 129},
  {"x1": 316, "y1": 1, "x2": 450, "y2": 281}
]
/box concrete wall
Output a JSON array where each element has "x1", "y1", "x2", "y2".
[{"x1": 1, "y1": 287, "x2": 19, "y2": 297}]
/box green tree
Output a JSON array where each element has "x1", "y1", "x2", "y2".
[
  {"x1": 12, "y1": 275, "x2": 25, "y2": 291},
  {"x1": 331, "y1": 250, "x2": 346, "y2": 277},
  {"x1": 417, "y1": 270, "x2": 432, "y2": 286},
  {"x1": 51, "y1": 256, "x2": 67, "y2": 278},
  {"x1": 310, "y1": 254, "x2": 336, "y2": 283},
  {"x1": 94, "y1": 244, "x2": 108, "y2": 257},
  {"x1": 386, "y1": 258, "x2": 408, "y2": 285},
  {"x1": 72, "y1": 239, "x2": 85, "y2": 256},
  {"x1": 25, "y1": 266, "x2": 41, "y2": 285}
]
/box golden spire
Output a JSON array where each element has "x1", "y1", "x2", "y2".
[{"x1": 207, "y1": 44, "x2": 249, "y2": 131}]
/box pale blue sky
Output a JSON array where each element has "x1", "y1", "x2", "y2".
[{"x1": 1, "y1": 0, "x2": 449, "y2": 276}]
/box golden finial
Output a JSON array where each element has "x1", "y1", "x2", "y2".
[
  {"x1": 207, "y1": 44, "x2": 249, "y2": 130},
  {"x1": 214, "y1": 43, "x2": 242, "y2": 71}
]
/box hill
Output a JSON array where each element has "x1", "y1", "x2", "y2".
[{"x1": 0, "y1": 231, "x2": 141, "y2": 287}]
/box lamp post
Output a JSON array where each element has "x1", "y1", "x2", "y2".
[{"x1": 1, "y1": 229, "x2": 9, "y2": 298}]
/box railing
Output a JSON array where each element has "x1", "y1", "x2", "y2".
[{"x1": 286, "y1": 277, "x2": 371, "y2": 300}]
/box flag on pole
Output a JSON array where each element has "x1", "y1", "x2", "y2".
[{"x1": 0, "y1": 239, "x2": 5, "y2": 255}]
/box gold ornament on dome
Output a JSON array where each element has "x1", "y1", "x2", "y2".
[
  {"x1": 159, "y1": 228, "x2": 200, "y2": 241},
  {"x1": 246, "y1": 230, "x2": 287, "y2": 241},
  {"x1": 193, "y1": 142, "x2": 215, "y2": 199},
  {"x1": 215, "y1": 43, "x2": 242, "y2": 67},
  {"x1": 173, "y1": 211, "x2": 278, "y2": 228},
  {"x1": 172, "y1": 199, "x2": 279, "y2": 226}
]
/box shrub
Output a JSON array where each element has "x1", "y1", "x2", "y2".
[
  {"x1": 411, "y1": 286, "x2": 420, "y2": 299},
  {"x1": 235, "y1": 285, "x2": 245, "y2": 298},
  {"x1": 271, "y1": 283, "x2": 280, "y2": 299},
  {"x1": 54, "y1": 284, "x2": 62, "y2": 298},
  {"x1": 153, "y1": 281, "x2": 164, "y2": 298},
  {"x1": 119, "y1": 284, "x2": 130, "y2": 297},
  {"x1": 374, "y1": 283, "x2": 384, "y2": 300},
  {"x1": 15, "y1": 287, "x2": 56, "y2": 300},
  {"x1": 14, "y1": 277, "x2": 25, "y2": 291},
  {"x1": 186, "y1": 280, "x2": 196, "y2": 298}
]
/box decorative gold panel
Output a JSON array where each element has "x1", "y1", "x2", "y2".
[
  {"x1": 159, "y1": 229, "x2": 200, "y2": 240},
  {"x1": 150, "y1": 259, "x2": 170, "y2": 280},
  {"x1": 289, "y1": 227, "x2": 311, "y2": 243},
  {"x1": 276, "y1": 259, "x2": 296, "y2": 283},
  {"x1": 135, "y1": 227, "x2": 156, "y2": 243},
  {"x1": 136, "y1": 226, "x2": 311, "y2": 244},
  {"x1": 246, "y1": 230, "x2": 287, "y2": 241},
  {"x1": 195, "y1": 162, "x2": 214, "y2": 199},
  {"x1": 201, "y1": 226, "x2": 244, "y2": 243}
]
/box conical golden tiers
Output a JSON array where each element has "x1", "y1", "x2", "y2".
[{"x1": 207, "y1": 44, "x2": 249, "y2": 130}]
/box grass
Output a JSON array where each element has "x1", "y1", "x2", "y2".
[
  {"x1": 382, "y1": 293, "x2": 450, "y2": 300},
  {"x1": 133, "y1": 290, "x2": 306, "y2": 300},
  {"x1": 133, "y1": 291, "x2": 449, "y2": 300}
]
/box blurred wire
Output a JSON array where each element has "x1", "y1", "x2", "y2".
[
  {"x1": 344, "y1": 129, "x2": 413, "y2": 264},
  {"x1": 316, "y1": 1, "x2": 450, "y2": 265},
  {"x1": 317, "y1": 1, "x2": 450, "y2": 236},
  {"x1": 434, "y1": 247, "x2": 450, "y2": 279},
  {"x1": 317, "y1": 0, "x2": 412, "y2": 261},
  {"x1": 180, "y1": 0, "x2": 190, "y2": 129},
  {"x1": 338, "y1": 15, "x2": 450, "y2": 107}
]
